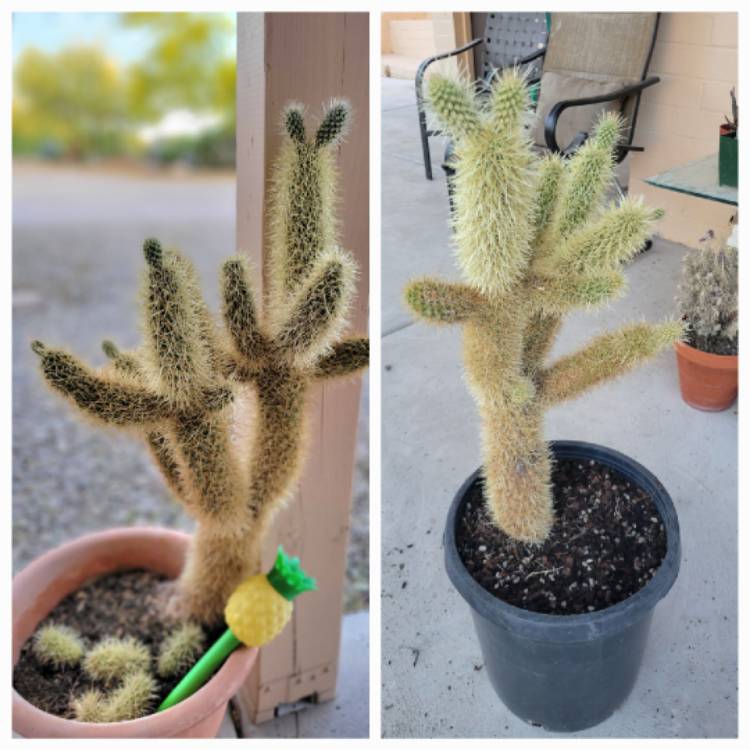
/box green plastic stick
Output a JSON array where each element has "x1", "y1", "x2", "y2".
[{"x1": 158, "y1": 628, "x2": 240, "y2": 711}]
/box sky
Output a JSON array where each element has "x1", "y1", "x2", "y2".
[{"x1": 12, "y1": 12, "x2": 236, "y2": 65}]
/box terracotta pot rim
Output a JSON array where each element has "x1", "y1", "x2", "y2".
[
  {"x1": 12, "y1": 526, "x2": 257, "y2": 737},
  {"x1": 674, "y1": 339, "x2": 738, "y2": 369}
]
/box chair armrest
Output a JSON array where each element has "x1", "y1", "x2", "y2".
[
  {"x1": 544, "y1": 76, "x2": 660, "y2": 154},
  {"x1": 514, "y1": 45, "x2": 547, "y2": 67},
  {"x1": 415, "y1": 38, "x2": 483, "y2": 106},
  {"x1": 485, "y1": 46, "x2": 547, "y2": 86}
]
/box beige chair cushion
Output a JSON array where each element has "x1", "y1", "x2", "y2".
[
  {"x1": 544, "y1": 13, "x2": 657, "y2": 82},
  {"x1": 531, "y1": 71, "x2": 629, "y2": 149}
]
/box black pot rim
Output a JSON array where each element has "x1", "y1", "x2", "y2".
[{"x1": 444, "y1": 440, "x2": 681, "y2": 643}]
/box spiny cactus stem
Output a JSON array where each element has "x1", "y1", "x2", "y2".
[
  {"x1": 315, "y1": 101, "x2": 350, "y2": 147},
  {"x1": 285, "y1": 105, "x2": 306, "y2": 144},
  {"x1": 143, "y1": 237, "x2": 163, "y2": 266},
  {"x1": 102, "y1": 340, "x2": 120, "y2": 359}
]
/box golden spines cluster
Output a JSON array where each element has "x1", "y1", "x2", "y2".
[
  {"x1": 407, "y1": 71, "x2": 682, "y2": 543},
  {"x1": 428, "y1": 70, "x2": 535, "y2": 296},
  {"x1": 31, "y1": 101, "x2": 368, "y2": 624}
]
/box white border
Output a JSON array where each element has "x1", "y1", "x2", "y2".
[{"x1": 2, "y1": 2, "x2": 747, "y2": 748}]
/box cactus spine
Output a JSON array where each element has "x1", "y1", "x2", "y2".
[
  {"x1": 32, "y1": 101, "x2": 368, "y2": 623},
  {"x1": 406, "y1": 71, "x2": 682, "y2": 543}
]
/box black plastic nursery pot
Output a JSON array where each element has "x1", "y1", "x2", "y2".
[{"x1": 444, "y1": 440, "x2": 681, "y2": 732}]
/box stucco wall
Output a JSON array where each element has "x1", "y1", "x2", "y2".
[{"x1": 629, "y1": 12, "x2": 737, "y2": 248}]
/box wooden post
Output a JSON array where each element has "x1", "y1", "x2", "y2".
[
  {"x1": 453, "y1": 12, "x2": 475, "y2": 77},
  {"x1": 235, "y1": 12, "x2": 369, "y2": 724}
]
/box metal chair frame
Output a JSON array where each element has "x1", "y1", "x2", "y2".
[{"x1": 416, "y1": 13, "x2": 661, "y2": 180}]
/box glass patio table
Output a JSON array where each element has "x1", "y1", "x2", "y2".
[{"x1": 644, "y1": 153, "x2": 738, "y2": 207}]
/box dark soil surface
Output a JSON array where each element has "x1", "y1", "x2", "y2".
[
  {"x1": 456, "y1": 458, "x2": 667, "y2": 615},
  {"x1": 13, "y1": 569, "x2": 224, "y2": 719},
  {"x1": 686, "y1": 329, "x2": 738, "y2": 357}
]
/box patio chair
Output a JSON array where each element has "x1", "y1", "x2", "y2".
[
  {"x1": 415, "y1": 13, "x2": 549, "y2": 180},
  {"x1": 440, "y1": 12, "x2": 661, "y2": 252}
]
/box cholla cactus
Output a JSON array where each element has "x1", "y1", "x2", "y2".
[
  {"x1": 83, "y1": 636, "x2": 151, "y2": 684},
  {"x1": 31, "y1": 101, "x2": 368, "y2": 624},
  {"x1": 157, "y1": 623, "x2": 205, "y2": 678},
  {"x1": 101, "y1": 671, "x2": 157, "y2": 721},
  {"x1": 406, "y1": 71, "x2": 682, "y2": 543},
  {"x1": 71, "y1": 689, "x2": 107, "y2": 723},
  {"x1": 32, "y1": 624, "x2": 85, "y2": 668},
  {"x1": 71, "y1": 672, "x2": 157, "y2": 723},
  {"x1": 677, "y1": 240, "x2": 738, "y2": 355}
]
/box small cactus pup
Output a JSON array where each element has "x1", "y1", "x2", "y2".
[
  {"x1": 158, "y1": 546, "x2": 315, "y2": 711},
  {"x1": 83, "y1": 636, "x2": 152, "y2": 685},
  {"x1": 157, "y1": 623, "x2": 206, "y2": 679},
  {"x1": 71, "y1": 672, "x2": 157, "y2": 723},
  {"x1": 32, "y1": 625, "x2": 85, "y2": 669},
  {"x1": 30, "y1": 99, "x2": 368, "y2": 626},
  {"x1": 406, "y1": 70, "x2": 682, "y2": 543}
]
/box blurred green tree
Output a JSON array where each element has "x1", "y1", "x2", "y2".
[
  {"x1": 123, "y1": 13, "x2": 236, "y2": 123},
  {"x1": 13, "y1": 13, "x2": 236, "y2": 163},
  {"x1": 13, "y1": 46, "x2": 130, "y2": 158}
]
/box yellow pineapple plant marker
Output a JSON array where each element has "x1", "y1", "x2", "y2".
[{"x1": 158, "y1": 546, "x2": 316, "y2": 711}]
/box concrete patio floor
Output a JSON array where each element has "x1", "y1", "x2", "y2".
[
  {"x1": 218, "y1": 611, "x2": 368, "y2": 738},
  {"x1": 380, "y1": 77, "x2": 737, "y2": 739}
]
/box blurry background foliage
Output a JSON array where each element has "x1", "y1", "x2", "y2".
[{"x1": 13, "y1": 13, "x2": 236, "y2": 167}]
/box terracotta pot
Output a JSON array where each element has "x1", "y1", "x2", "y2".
[
  {"x1": 13, "y1": 527, "x2": 258, "y2": 738},
  {"x1": 674, "y1": 340, "x2": 738, "y2": 411}
]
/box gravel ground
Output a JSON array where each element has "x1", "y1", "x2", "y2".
[{"x1": 12, "y1": 163, "x2": 368, "y2": 612}]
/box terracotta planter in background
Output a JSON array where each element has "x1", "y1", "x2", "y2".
[
  {"x1": 674, "y1": 340, "x2": 738, "y2": 412},
  {"x1": 13, "y1": 527, "x2": 258, "y2": 739}
]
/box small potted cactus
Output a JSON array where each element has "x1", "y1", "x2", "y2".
[
  {"x1": 674, "y1": 234, "x2": 738, "y2": 410},
  {"x1": 405, "y1": 71, "x2": 683, "y2": 732},
  {"x1": 13, "y1": 101, "x2": 368, "y2": 738}
]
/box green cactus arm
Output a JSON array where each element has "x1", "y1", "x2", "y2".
[
  {"x1": 429, "y1": 73, "x2": 535, "y2": 295},
  {"x1": 174, "y1": 251, "x2": 225, "y2": 375},
  {"x1": 174, "y1": 410, "x2": 242, "y2": 518},
  {"x1": 101, "y1": 339, "x2": 183, "y2": 493},
  {"x1": 528, "y1": 270, "x2": 625, "y2": 315},
  {"x1": 427, "y1": 74, "x2": 480, "y2": 139},
  {"x1": 312, "y1": 337, "x2": 369, "y2": 380},
  {"x1": 102, "y1": 340, "x2": 142, "y2": 376},
  {"x1": 31, "y1": 342, "x2": 171, "y2": 425},
  {"x1": 531, "y1": 153, "x2": 565, "y2": 243},
  {"x1": 221, "y1": 257, "x2": 269, "y2": 362},
  {"x1": 488, "y1": 68, "x2": 529, "y2": 130},
  {"x1": 315, "y1": 99, "x2": 351, "y2": 147},
  {"x1": 271, "y1": 139, "x2": 329, "y2": 296},
  {"x1": 405, "y1": 279, "x2": 484, "y2": 324},
  {"x1": 273, "y1": 249, "x2": 356, "y2": 363},
  {"x1": 553, "y1": 113, "x2": 623, "y2": 239},
  {"x1": 268, "y1": 104, "x2": 344, "y2": 302},
  {"x1": 541, "y1": 199, "x2": 664, "y2": 275},
  {"x1": 521, "y1": 312, "x2": 562, "y2": 376},
  {"x1": 142, "y1": 238, "x2": 212, "y2": 407},
  {"x1": 284, "y1": 103, "x2": 306, "y2": 144},
  {"x1": 540, "y1": 321, "x2": 684, "y2": 406},
  {"x1": 146, "y1": 430, "x2": 183, "y2": 496}
]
